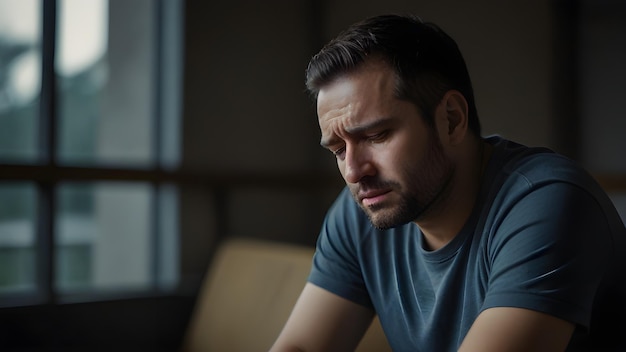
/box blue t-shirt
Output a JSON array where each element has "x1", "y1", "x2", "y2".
[{"x1": 308, "y1": 136, "x2": 626, "y2": 352}]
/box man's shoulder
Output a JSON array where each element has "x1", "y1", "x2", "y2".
[{"x1": 487, "y1": 136, "x2": 592, "y2": 189}]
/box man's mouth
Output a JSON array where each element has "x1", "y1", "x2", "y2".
[{"x1": 359, "y1": 189, "x2": 392, "y2": 207}]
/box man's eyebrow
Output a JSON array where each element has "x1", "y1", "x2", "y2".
[
  {"x1": 345, "y1": 117, "x2": 394, "y2": 135},
  {"x1": 320, "y1": 136, "x2": 340, "y2": 149},
  {"x1": 320, "y1": 117, "x2": 393, "y2": 149},
  {"x1": 320, "y1": 117, "x2": 394, "y2": 148}
]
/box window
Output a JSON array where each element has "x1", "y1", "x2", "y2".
[{"x1": 0, "y1": 0, "x2": 183, "y2": 306}]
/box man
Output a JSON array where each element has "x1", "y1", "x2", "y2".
[{"x1": 270, "y1": 14, "x2": 626, "y2": 352}]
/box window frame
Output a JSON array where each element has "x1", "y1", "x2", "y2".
[{"x1": 0, "y1": 0, "x2": 184, "y2": 307}]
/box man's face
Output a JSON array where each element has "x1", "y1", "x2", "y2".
[{"x1": 317, "y1": 61, "x2": 454, "y2": 230}]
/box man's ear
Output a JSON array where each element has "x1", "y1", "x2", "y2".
[{"x1": 437, "y1": 90, "x2": 469, "y2": 145}]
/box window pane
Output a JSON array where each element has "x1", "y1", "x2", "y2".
[
  {"x1": 0, "y1": 0, "x2": 41, "y2": 162},
  {"x1": 157, "y1": 184, "x2": 179, "y2": 289},
  {"x1": 56, "y1": 182, "x2": 153, "y2": 293},
  {"x1": 159, "y1": 0, "x2": 183, "y2": 170},
  {"x1": 0, "y1": 183, "x2": 37, "y2": 293},
  {"x1": 56, "y1": 0, "x2": 156, "y2": 166}
]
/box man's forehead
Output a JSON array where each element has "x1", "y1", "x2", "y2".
[{"x1": 317, "y1": 69, "x2": 395, "y2": 116}]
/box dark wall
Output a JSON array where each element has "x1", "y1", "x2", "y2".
[{"x1": 178, "y1": 0, "x2": 345, "y2": 287}]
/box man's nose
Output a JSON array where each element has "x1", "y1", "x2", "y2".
[{"x1": 342, "y1": 144, "x2": 376, "y2": 184}]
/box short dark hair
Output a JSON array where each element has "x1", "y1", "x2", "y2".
[{"x1": 305, "y1": 14, "x2": 481, "y2": 136}]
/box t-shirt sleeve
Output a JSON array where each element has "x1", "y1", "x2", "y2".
[
  {"x1": 482, "y1": 180, "x2": 613, "y2": 328},
  {"x1": 307, "y1": 188, "x2": 374, "y2": 308}
]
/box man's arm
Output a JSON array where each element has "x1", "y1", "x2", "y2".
[
  {"x1": 270, "y1": 282, "x2": 375, "y2": 352},
  {"x1": 458, "y1": 307, "x2": 575, "y2": 352}
]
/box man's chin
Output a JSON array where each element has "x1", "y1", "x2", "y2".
[
  {"x1": 370, "y1": 218, "x2": 404, "y2": 231},
  {"x1": 364, "y1": 208, "x2": 408, "y2": 230}
]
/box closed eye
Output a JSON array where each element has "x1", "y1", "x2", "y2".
[
  {"x1": 367, "y1": 130, "x2": 389, "y2": 143},
  {"x1": 331, "y1": 146, "x2": 346, "y2": 159}
]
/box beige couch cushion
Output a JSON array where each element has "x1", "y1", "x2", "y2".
[{"x1": 181, "y1": 237, "x2": 391, "y2": 352}]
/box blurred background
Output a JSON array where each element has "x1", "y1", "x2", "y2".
[{"x1": 0, "y1": 0, "x2": 624, "y2": 350}]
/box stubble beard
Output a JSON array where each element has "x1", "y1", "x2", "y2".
[{"x1": 353, "y1": 133, "x2": 454, "y2": 230}]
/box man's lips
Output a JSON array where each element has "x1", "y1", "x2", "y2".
[{"x1": 358, "y1": 189, "x2": 392, "y2": 207}]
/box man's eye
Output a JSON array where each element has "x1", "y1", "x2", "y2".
[
  {"x1": 332, "y1": 147, "x2": 346, "y2": 159},
  {"x1": 368, "y1": 131, "x2": 388, "y2": 142}
]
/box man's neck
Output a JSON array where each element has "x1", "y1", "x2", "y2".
[{"x1": 416, "y1": 139, "x2": 491, "y2": 251}]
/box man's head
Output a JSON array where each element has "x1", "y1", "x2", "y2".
[
  {"x1": 311, "y1": 15, "x2": 481, "y2": 230},
  {"x1": 306, "y1": 14, "x2": 480, "y2": 137}
]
